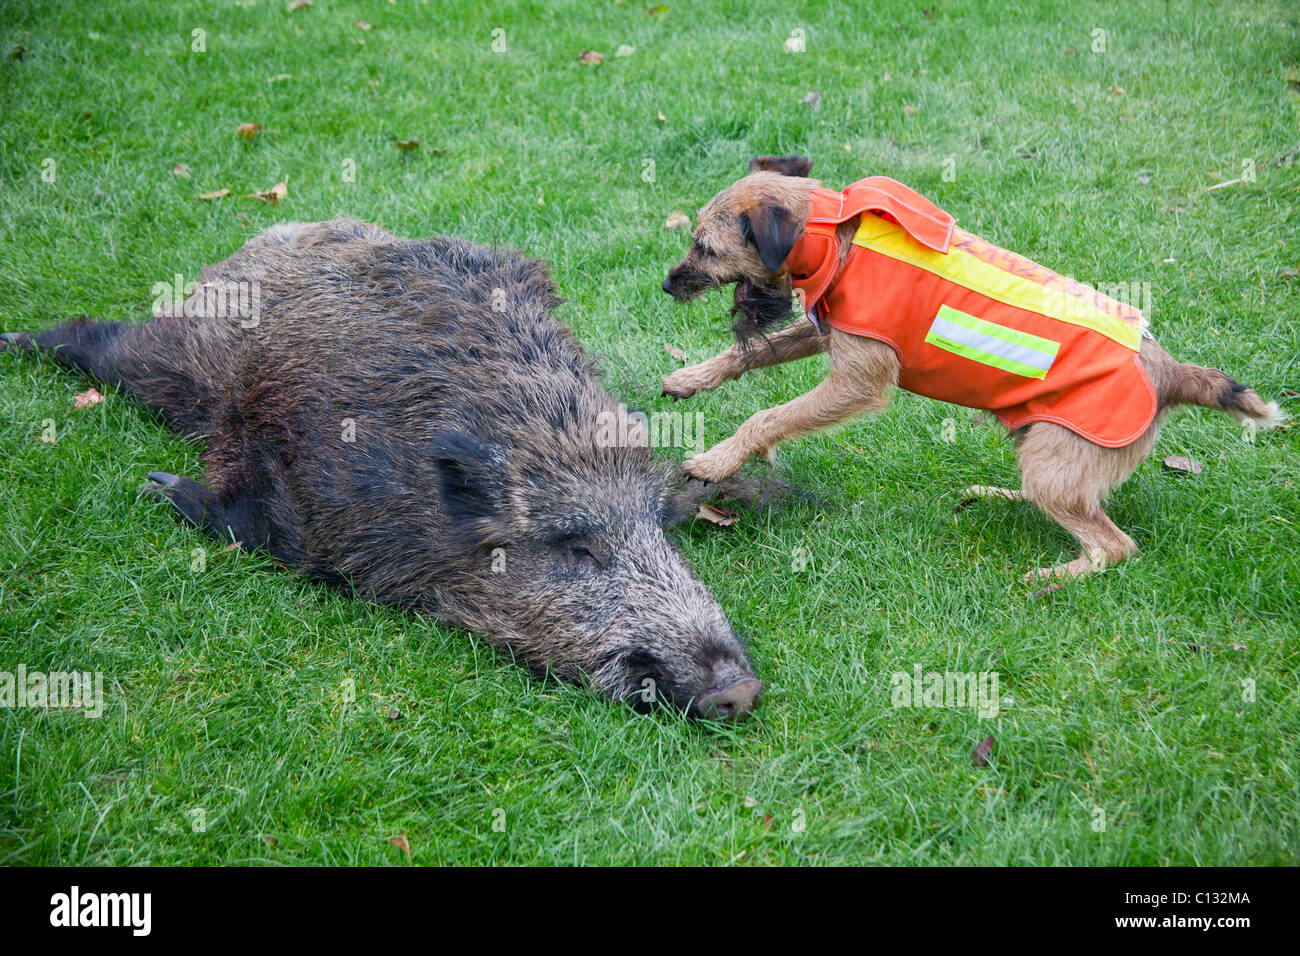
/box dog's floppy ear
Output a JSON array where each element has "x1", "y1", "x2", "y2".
[
  {"x1": 747, "y1": 155, "x2": 814, "y2": 177},
  {"x1": 739, "y1": 203, "x2": 802, "y2": 272}
]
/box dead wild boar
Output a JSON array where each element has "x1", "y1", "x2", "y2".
[{"x1": 2, "y1": 220, "x2": 762, "y2": 720}]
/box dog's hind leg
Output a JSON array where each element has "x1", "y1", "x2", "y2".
[
  {"x1": 662, "y1": 319, "x2": 825, "y2": 398},
  {"x1": 1014, "y1": 422, "x2": 1153, "y2": 581}
]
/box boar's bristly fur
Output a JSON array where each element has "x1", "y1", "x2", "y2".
[{"x1": 3, "y1": 220, "x2": 761, "y2": 719}]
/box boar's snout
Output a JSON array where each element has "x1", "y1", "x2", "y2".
[{"x1": 694, "y1": 677, "x2": 763, "y2": 721}]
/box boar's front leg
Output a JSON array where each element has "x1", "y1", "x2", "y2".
[{"x1": 144, "y1": 472, "x2": 296, "y2": 560}]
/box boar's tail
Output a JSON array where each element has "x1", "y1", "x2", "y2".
[{"x1": 2, "y1": 317, "x2": 224, "y2": 437}]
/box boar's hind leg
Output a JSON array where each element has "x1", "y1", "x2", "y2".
[{"x1": 144, "y1": 472, "x2": 291, "y2": 558}]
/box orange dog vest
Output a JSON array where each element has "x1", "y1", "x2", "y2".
[{"x1": 787, "y1": 177, "x2": 1156, "y2": 447}]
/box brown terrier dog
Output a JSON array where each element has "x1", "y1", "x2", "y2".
[{"x1": 661, "y1": 156, "x2": 1285, "y2": 581}]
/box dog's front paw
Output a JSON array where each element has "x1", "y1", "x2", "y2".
[
  {"x1": 683, "y1": 442, "x2": 748, "y2": 484},
  {"x1": 662, "y1": 364, "x2": 717, "y2": 400}
]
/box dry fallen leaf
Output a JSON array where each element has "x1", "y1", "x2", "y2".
[
  {"x1": 615, "y1": 44, "x2": 635, "y2": 57},
  {"x1": 222, "y1": 541, "x2": 243, "y2": 551},
  {"x1": 1136, "y1": 174, "x2": 1150, "y2": 184},
  {"x1": 236, "y1": 122, "x2": 262, "y2": 140},
  {"x1": 696, "y1": 503, "x2": 737, "y2": 527},
  {"x1": 73, "y1": 387, "x2": 103, "y2": 409},
  {"x1": 799, "y1": 91, "x2": 822, "y2": 109},
  {"x1": 354, "y1": 19, "x2": 373, "y2": 30},
  {"x1": 1162, "y1": 455, "x2": 1203, "y2": 475},
  {"x1": 647, "y1": 4, "x2": 670, "y2": 16},
  {"x1": 903, "y1": 104, "x2": 918, "y2": 115},
  {"x1": 578, "y1": 50, "x2": 603, "y2": 65},
  {"x1": 251, "y1": 180, "x2": 288, "y2": 204},
  {"x1": 1108, "y1": 85, "x2": 1126, "y2": 95},
  {"x1": 664, "y1": 210, "x2": 691, "y2": 231},
  {"x1": 663, "y1": 342, "x2": 687, "y2": 360},
  {"x1": 269, "y1": 73, "x2": 292, "y2": 83},
  {"x1": 973, "y1": 734, "x2": 994, "y2": 767},
  {"x1": 395, "y1": 138, "x2": 420, "y2": 152},
  {"x1": 288, "y1": 0, "x2": 312, "y2": 9},
  {"x1": 198, "y1": 188, "x2": 231, "y2": 200},
  {"x1": 761, "y1": 813, "x2": 773, "y2": 829},
  {"x1": 387, "y1": 832, "x2": 411, "y2": 858},
  {"x1": 173, "y1": 163, "x2": 191, "y2": 179},
  {"x1": 743, "y1": 795, "x2": 757, "y2": 808}
]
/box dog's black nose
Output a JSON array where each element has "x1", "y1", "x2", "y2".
[{"x1": 662, "y1": 277, "x2": 674, "y2": 294}]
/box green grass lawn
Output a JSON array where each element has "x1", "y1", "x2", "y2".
[{"x1": 1, "y1": 0, "x2": 1297, "y2": 865}]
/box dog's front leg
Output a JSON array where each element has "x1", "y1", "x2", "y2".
[
  {"x1": 683, "y1": 370, "x2": 889, "y2": 483},
  {"x1": 663, "y1": 320, "x2": 825, "y2": 399}
]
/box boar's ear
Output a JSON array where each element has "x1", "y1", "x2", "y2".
[
  {"x1": 428, "y1": 430, "x2": 508, "y2": 541},
  {"x1": 747, "y1": 155, "x2": 814, "y2": 177},
  {"x1": 739, "y1": 203, "x2": 801, "y2": 272}
]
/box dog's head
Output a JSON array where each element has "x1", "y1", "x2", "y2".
[{"x1": 662, "y1": 155, "x2": 817, "y2": 343}]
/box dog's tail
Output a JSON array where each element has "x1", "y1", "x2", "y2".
[{"x1": 1165, "y1": 362, "x2": 1286, "y2": 428}]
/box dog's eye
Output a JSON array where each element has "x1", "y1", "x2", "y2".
[{"x1": 693, "y1": 241, "x2": 715, "y2": 259}]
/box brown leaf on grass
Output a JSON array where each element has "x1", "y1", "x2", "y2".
[
  {"x1": 223, "y1": 541, "x2": 243, "y2": 551},
  {"x1": 173, "y1": 163, "x2": 191, "y2": 179},
  {"x1": 288, "y1": 0, "x2": 312, "y2": 10},
  {"x1": 663, "y1": 342, "x2": 687, "y2": 361},
  {"x1": 799, "y1": 91, "x2": 822, "y2": 109},
  {"x1": 354, "y1": 19, "x2": 374, "y2": 30},
  {"x1": 973, "y1": 734, "x2": 994, "y2": 767},
  {"x1": 198, "y1": 188, "x2": 231, "y2": 200},
  {"x1": 578, "y1": 50, "x2": 603, "y2": 65},
  {"x1": 236, "y1": 122, "x2": 262, "y2": 140},
  {"x1": 1030, "y1": 582, "x2": 1066, "y2": 599},
  {"x1": 656, "y1": 110, "x2": 667, "y2": 124},
  {"x1": 262, "y1": 836, "x2": 279, "y2": 848},
  {"x1": 696, "y1": 503, "x2": 737, "y2": 527},
  {"x1": 73, "y1": 387, "x2": 103, "y2": 409},
  {"x1": 1162, "y1": 455, "x2": 1203, "y2": 475},
  {"x1": 1108, "y1": 85, "x2": 1126, "y2": 95},
  {"x1": 903, "y1": 104, "x2": 918, "y2": 115},
  {"x1": 387, "y1": 832, "x2": 411, "y2": 858},
  {"x1": 394, "y1": 138, "x2": 420, "y2": 152},
  {"x1": 251, "y1": 180, "x2": 288, "y2": 204},
  {"x1": 761, "y1": 813, "x2": 773, "y2": 829},
  {"x1": 664, "y1": 210, "x2": 691, "y2": 231}
]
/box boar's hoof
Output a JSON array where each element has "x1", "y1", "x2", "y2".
[{"x1": 697, "y1": 677, "x2": 763, "y2": 721}]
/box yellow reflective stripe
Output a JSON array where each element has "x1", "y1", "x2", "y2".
[
  {"x1": 852, "y1": 214, "x2": 1143, "y2": 351},
  {"x1": 926, "y1": 305, "x2": 1059, "y2": 379}
]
